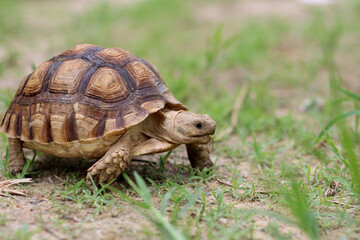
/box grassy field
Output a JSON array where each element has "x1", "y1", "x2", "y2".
[{"x1": 0, "y1": 0, "x2": 359, "y2": 239}]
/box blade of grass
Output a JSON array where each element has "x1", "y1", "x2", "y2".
[
  {"x1": 336, "y1": 86, "x2": 360, "y2": 102},
  {"x1": 121, "y1": 172, "x2": 187, "y2": 240},
  {"x1": 338, "y1": 126, "x2": 360, "y2": 201},
  {"x1": 281, "y1": 181, "x2": 319, "y2": 240},
  {"x1": 316, "y1": 110, "x2": 360, "y2": 139}
]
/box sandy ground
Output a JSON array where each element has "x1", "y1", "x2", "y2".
[{"x1": 0, "y1": 146, "x2": 309, "y2": 240}]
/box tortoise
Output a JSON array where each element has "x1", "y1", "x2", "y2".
[{"x1": 0, "y1": 44, "x2": 216, "y2": 188}]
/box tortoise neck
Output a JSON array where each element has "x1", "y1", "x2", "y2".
[{"x1": 140, "y1": 109, "x2": 184, "y2": 144}]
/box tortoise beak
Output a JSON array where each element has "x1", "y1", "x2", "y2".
[{"x1": 208, "y1": 119, "x2": 216, "y2": 135}]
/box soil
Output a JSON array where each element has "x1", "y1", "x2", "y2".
[
  {"x1": 0, "y1": 148, "x2": 305, "y2": 240},
  {"x1": 0, "y1": 143, "x2": 351, "y2": 239}
]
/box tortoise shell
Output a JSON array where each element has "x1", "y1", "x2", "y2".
[{"x1": 0, "y1": 44, "x2": 187, "y2": 144}]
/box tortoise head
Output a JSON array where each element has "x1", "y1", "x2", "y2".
[
  {"x1": 157, "y1": 110, "x2": 216, "y2": 144},
  {"x1": 173, "y1": 111, "x2": 216, "y2": 144}
]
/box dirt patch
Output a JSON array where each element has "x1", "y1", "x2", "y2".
[
  {"x1": 195, "y1": 0, "x2": 307, "y2": 24},
  {"x1": 0, "y1": 186, "x2": 150, "y2": 239}
]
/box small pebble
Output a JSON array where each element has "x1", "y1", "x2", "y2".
[
  {"x1": 29, "y1": 199, "x2": 44, "y2": 205},
  {"x1": 111, "y1": 208, "x2": 120, "y2": 218},
  {"x1": 219, "y1": 218, "x2": 227, "y2": 224}
]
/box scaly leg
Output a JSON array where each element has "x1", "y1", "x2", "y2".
[
  {"x1": 186, "y1": 143, "x2": 213, "y2": 170},
  {"x1": 86, "y1": 139, "x2": 132, "y2": 190},
  {"x1": 8, "y1": 137, "x2": 26, "y2": 175}
]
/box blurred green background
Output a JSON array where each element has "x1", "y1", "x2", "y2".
[
  {"x1": 0, "y1": 0, "x2": 360, "y2": 239},
  {"x1": 0, "y1": 0, "x2": 359, "y2": 138}
]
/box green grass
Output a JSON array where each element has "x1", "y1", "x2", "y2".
[
  {"x1": 282, "y1": 181, "x2": 319, "y2": 240},
  {"x1": 1, "y1": 0, "x2": 360, "y2": 239},
  {"x1": 52, "y1": 176, "x2": 119, "y2": 216}
]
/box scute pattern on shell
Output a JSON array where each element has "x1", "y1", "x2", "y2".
[{"x1": 0, "y1": 44, "x2": 187, "y2": 144}]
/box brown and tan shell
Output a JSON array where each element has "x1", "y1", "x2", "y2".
[{"x1": 0, "y1": 44, "x2": 187, "y2": 144}]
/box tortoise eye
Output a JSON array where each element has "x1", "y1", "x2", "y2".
[{"x1": 195, "y1": 122, "x2": 203, "y2": 130}]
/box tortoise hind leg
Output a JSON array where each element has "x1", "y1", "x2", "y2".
[
  {"x1": 186, "y1": 143, "x2": 213, "y2": 170},
  {"x1": 8, "y1": 137, "x2": 26, "y2": 175}
]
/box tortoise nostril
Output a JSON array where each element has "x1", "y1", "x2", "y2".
[{"x1": 195, "y1": 122, "x2": 203, "y2": 130}]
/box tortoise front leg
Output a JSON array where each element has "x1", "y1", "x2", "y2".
[
  {"x1": 8, "y1": 137, "x2": 26, "y2": 175},
  {"x1": 186, "y1": 143, "x2": 213, "y2": 170},
  {"x1": 86, "y1": 139, "x2": 132, "y2": 190}
]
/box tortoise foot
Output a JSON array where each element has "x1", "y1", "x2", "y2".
[
  {"x1": 86, "y1": 149, "x2": 131, "y2": 190},
  {"x1": 9, "y1": 164, "x2": 25, "y2": 176},
  {"x1": 186, "y1": 143, "x2": 213, "y2": 170}
]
